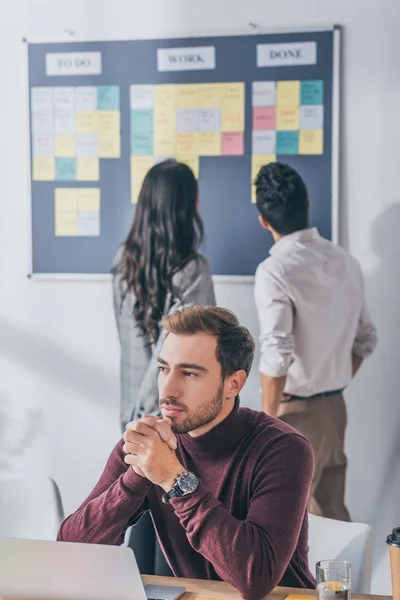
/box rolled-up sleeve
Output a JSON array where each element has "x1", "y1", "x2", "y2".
[
  {"x1": 352, "y1": 299, "x2": 378, "y2": 359},
  {"x1": 254, "y1": 263, "x2": 294, "y2": 377}
]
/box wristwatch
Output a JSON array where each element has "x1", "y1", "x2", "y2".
[{"x1": 162, "y1": 472, "x2": 199, "y2": 504}]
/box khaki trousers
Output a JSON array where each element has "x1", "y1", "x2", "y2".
[{"x1": 278, "y1": 393, "x2": 351, "y2": 522}]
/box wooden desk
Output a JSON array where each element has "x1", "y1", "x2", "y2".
[{"x1": 142, "y1": 575, "x2": 391, "y2": 600}]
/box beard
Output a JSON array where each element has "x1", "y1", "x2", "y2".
[{"x1": 161, "y1": 382, "x2": 224, "y2": 435}]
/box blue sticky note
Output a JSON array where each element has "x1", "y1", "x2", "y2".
[
  {"x1": 301, "y1": 81, "x2": 324, "y2": 105},
  {"x1": 277, "y1": 131, "x2": 299, "y2": 155},
  {"x1": 131, "y1": 110, "x2": 153, "y2": 135},
  {"x1": 56, "y1": 157, "x2": 76, "y2": 181},
  {"x1": 131, "y1": 133, "x2": 153, "y2": 156},
  {"x1": 97, "y1": 86, "x2": 120, "y2": 110}
]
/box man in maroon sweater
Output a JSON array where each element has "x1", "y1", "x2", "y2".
[{"x1": 58, "y1": 306, "x2": 315, "y2": 600}]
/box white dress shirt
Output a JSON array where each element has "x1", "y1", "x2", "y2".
[{"x1": 254, "y1": 228, "x2": 377, "y2": 397}]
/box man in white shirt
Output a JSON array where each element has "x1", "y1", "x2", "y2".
[{"x1": 254, "y1": 162, "x2": 377, "y2": 521}]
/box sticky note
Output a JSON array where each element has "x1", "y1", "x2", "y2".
[
  {"x1": 97, "y1": 86, "x2": 120, "y2": 110},
  {"x1": 277, "y1": 81, "x2": 300, "y2": 106},
  {"x1": 276, "y1": 131, "x2": 299, "y2": 155},
  {"x1": 154, "y1": 129, "x2": 175, "y2": 157},
  {"x1": 131, "y1": 110, "x2": 153, "y2": 135},
  {"x1": 300, "y1": 105, "x2": 324, "y2": 130},
  {"x1": 56, "y1": 157, "x2": 76, "y2": 181},
  {"x1": 131, "y1": 156, "x2": 154, "y2": 203},
  {"x1": 97, "y1": 111, "x2": 120, "y2": 135},
  {"x1": 176, "y1": 109, "x2": 198, "y2": 133},
  {"x1": 78, "y1": 212, "x2": 100, "y2": 236},
  {"x1": 31, "y1": 110, "x2": 53, "y2": 135},
  {"x1": 252, "y1": 81, "x2": 276, "y2": 107},
  {"x1": 77, "y1": 157, "x2": 99, "y2": 181},
  {"x1": 131, "y1": 133, "x2": 153, "y2": 156},
  {"x1": 154, "y1": 85, "x2": 175, "y2": 133},
  {"x1": 177, "y1": 155, "x2": 199, "y2": 179},
  {"x1": 76, "y1": 87, "x2": 97, "y2": 111},
  {"x1": 221, "y1": 83, "x2": 245, "y2": 131},
  {"x1": 32, "y1": 158, "x2": 55, "y2": 181},
  {"x1": 299, "y1": 130, "x2": 324, "y2": 155},
  {"x1": 253, "y1": 107, "x2": 276, "y2": 131},
  {"x1": 31, "y1": 87, "x2": 53, "y2": 111},
  {"x1": 176, "y1": 133, "x2": 198, "y2": 156},
  {"x1": 301, "y1": 80, "x2": 324, "y2": 105},
  {"x1": 77, "y1": 188, "x2": 101, "y2": 212},
  {"x1": 77, "y1": 134, "x2": 98, "y2": 158},
  {"x1": 55, "y1": 213, "x2": 78, "y2": 236},
  {"x1": 32, "y1": 134, "x2": 54, "y2": 158},
  {"x1": 130, "y1": 85, "x2": 154, "y2": 110},
  {"x1": 276, "y1": 107, "x2": 300, "y2": 131},
  {"x1": 77, "y1": 111, "x2": 98, "y2": 134},
  {"x1": 251, "y1": 154, "x2": 276, "y2": 203},
  {"x1": 55, "y1": 188, "x2": 78, "y2": 212},
  {"x1": 198, "y1": 108, "x2": 221, "y2": 132},
  {"x1": 198, "y1": 132, "x2": 221, "y2": 156},
  {"x1": 252, "y1": 130, "x2": 276, "y2": 155},
  {"x1": 197, "y1": 84, "x2": 222, "y2": 108},
  {"x1": 55, "y1": 135, "x2": 76, "y2": 157},
  {"x1": 98, "y1": 134, "x2": 121, "y2": 158},
  {"x1": 222, "y1": 132, "x2": 244, "y2": 156},
  {"x1": 54, "y1": 87, "x2": 75, "y2": 111},
  {"x1": 54, "y1": 110, "x2": 75, "y2": 135},
  {"x1": 175, "y1": 84, "x2": 198, "y2": 109}
]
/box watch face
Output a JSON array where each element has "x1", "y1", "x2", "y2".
[{"x1": 178, "y1": 472, "x2": 199, "y2": 494}]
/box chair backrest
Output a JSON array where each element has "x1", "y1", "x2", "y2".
[
  {"x1": 308, "y1": 513, "x2": 374, "y2": 594},
  {"x1": 0, "y1": 477, "x2": 64, "y2": 541}
]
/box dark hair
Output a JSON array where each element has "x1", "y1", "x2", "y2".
[
  {"x1": 161, "y1": 306, "x2": 255, "y2": 379},
  {"x1": 115, "y1": 159, "x2": 204, "y2": 344},
  {"x1": 255, "y1": 162, "x2": 309, "y2": 235}
]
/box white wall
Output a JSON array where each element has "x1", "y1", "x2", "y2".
[{"x1": 0, "y1": 0, "x2": 399, "y2": 594}]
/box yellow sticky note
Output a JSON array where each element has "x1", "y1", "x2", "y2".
[
  {"x1": 76, "y1": 111, "x2": 98, "y2": 134},
  {"x1": 33, "y1": 158, "x2": 55, "y2": 181},
  {"x1": 177, "y1": 155, "x2": 199, "y2": 179},
  {"x1": 276, "y1": 107, "x2": 300, "y2": 131},
  {"x1": 198, "y1": 84, "x2": 222, "y2": 108},
  {"x1": 77, "y1": 188, "x2": 100, "y2": 212},
  {"x1": 55, "y1": 212, "x2": 78, "y2": 236},
  {"x1": 77, "y1": 157, "x2": 100, "y2": 181},
  {"x1": 299, "y1": 130, "x2": 324, "y2": 155},
  {"x1": 55, "y1": 188, "x2": 78, "y2": 212},
  {"x1": 198, "y1": 132, "x2": 221, "y2": 156},
  {"x1": 175, "y1": 84, "x2": 199, "y2": 109},
  {"x1": 55, "y1": 135, "x2": 76, "y2": 157},
  {"x1": 97, "y1": 110, "x2": 120, "y2": 135},
  {"x1": 154, "y1": 85, "x2": 175, "y2": 133},
  {"x1": 221, "y1": 83, "x2": 245, "y2": 132},
  {"x1": 277, "y1": 81, "x2": 300, "y2": 106},
  {"x1": 176, "y1": 133, "x2": 198, "y2": 156},
  {"x1": 98, "y1": 134, "x2": 121, "y2": 158},
  {"x1": 131, "y1": 156, "x2": 154, "y2": 204},
  {"x1": 153, "y1": 129, "x2": 175, "y2": 157},
  {"x1": 251, "y1": 154, "x2": 276, "y2": 203}
]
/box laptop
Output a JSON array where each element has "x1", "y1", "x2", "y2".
[{"x1": 0, "y1": 538, "x2": 185, "y2": 600}]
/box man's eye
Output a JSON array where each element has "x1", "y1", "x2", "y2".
[
  {"x1": 184, "y1": 371, "x2": 196, "y2": 378},
  {"x1": 157, "y1": 366, "x2": 168, "y2": 373}
]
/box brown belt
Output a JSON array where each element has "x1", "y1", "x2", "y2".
[{"x1": 282, "y1": 389, "x2": 343, "y2": 403}]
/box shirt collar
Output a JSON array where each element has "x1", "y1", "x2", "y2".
[{"x1": 270, "y1": 227, "x2": 320, "y2": 256}]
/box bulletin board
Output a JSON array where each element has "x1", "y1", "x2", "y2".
[{"x1": 27, "y1": 27, "x2": 341, "y2": 277}]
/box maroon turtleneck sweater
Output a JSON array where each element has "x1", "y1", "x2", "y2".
[{"x1": 58, "y1": 402, "x2": 315, "y2": 600}]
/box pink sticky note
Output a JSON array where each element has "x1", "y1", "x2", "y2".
[
  {"x1": 222, "y1": 132, "x2": 244, "y2": 156},
  {"x1": 253, "y1": 107, "x2": 276, "y2": 130}
]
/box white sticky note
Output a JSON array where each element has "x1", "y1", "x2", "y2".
[
  {"x1": 32, "y1": 134, "x2": 54, "y2": 158},
  {"x1": 54, "y1": 87, "x2": 75, "y2": 111},
  {"x1": 76, "y1": 134, "x2": 98, "y2": 157},
  {"x1": 76, "y1": 87, "x2": 98, "y2": 111},
  {"x1": 252, "y1": 130, "x2": 277, "y2": 155},
  {"x1": 176, "y1": 109, "x2": 198, "y2": 133},
  {"x1": 31, "y1": 110, "x2": 53, "y2": 134},
  {"x1": 78, "y1": 212, "x2": 100, "y2": 236},
  {"x1": 31, "y1": 87, "x2": 53, "y2": 111},
  {"x1": 55, "y1": 110, "x2": 76, "y2": 135},
  {"x1": 252, "y1": 81, "x2": 276, "y2": 107},
  {"x1": 198, "y1": 108, "x2": 221, "y2": 132},
  {"x1": 300, "y1": 105, "x2": 324, "y2": 131},
  {"x1": 46, "y1": 52, "x2": 102, "y2": 76},
  {"x1": 130, "y1": 85, "x2": 154, "y2": 110}
]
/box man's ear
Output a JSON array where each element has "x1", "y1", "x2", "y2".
[
  {"x1": 224, "y1": 370, "x2": 247, "y2": 400},
  {"x1": 258, "y1": 215, "x2": 271, "y2": 231}
]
